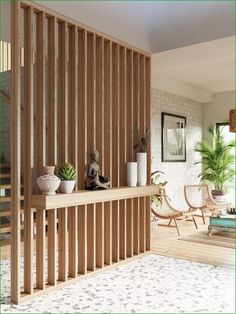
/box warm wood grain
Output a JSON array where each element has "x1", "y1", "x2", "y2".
[
  {"x1": 11, "y1": 0, "x2": 21, "y2": 304},
  {"x1": 104, "y1": 40, "x2": 112, "y2": 265},
  {"x1": 112, "y1": 43, "x2": 120, "y2": 262},
  {"x1": 31, "y1": 186, "x2": 158, "y2": 209},
  {"x1": 68, "y1": 26, "x2": 78, "y2": 278},
  {"x1": 78, "y1": 205, "x2": 87, "y2": 274},
  {"x1": 36, "y1": 209, "x2": 45, "y2": 289},
  {"x1": 20, "y1": 0, "x2": 150, "y2": 57},
  {"x1": 119, "y1": 46, "x2": 127, "y2": 260},
  {"x1": 12, "y1": 0, "x2": 151, "y2": 303},
  {"x1": 87, "y1": 204, "x2": 96, "y2": 271},
  {"x1": 23, "y1": 6, "x2": 34, "y2": 294},
  {"x1": 126, "y1": 50, "x2": 134, "y2": 257},
  {"x1": 133, "y1": 52, "x2": 140, "y2": 256},
  {"x1": 58, "y1": 20, "x2": 68, "y2": 283},
  {"x1": 139, "y1": 197, "x2": 146, "y2": 253},
  {"x1": 35, "y1": 10, "x2": 46, "y2": 291},
  {"x1": 36, "y1": 11, "x2": 46, "y2": 178},
  {"x1": 47, "y1": 15, "x2": 58, "y2": 286},
  {"x1": 133, "y1": 198, "x2": 140, "y2": 255}
]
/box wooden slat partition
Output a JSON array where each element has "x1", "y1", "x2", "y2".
[
  {"x1": 11, "y1": 1, "x2": 151, "y2": 304},
  {"x1": 77, "y1": 29, "x2": 87, "y2": 275},
  {"x1": 23, "y1": 6, "x2": 34, "y2": 294},
  {"x1": 103, "y1": 40, "x2": 112, "y2": 265},
  {"x1": 11, "y1": 0, "x2": 21, "y2": 304},
  {"x1": 47, "y1": 15, "x2": 58, "y2": 286},
  {"x1": 133, "y1": 52, "x2": 140, "y2": 255},
  {"x1": 87, "y1": 32, "x2": 96, "y2": 271},
  {"x1": 126, "y1": 50, "x2": 134, "y2": 258},
  {"x1": 119, "y1": 46, "x2": 127, "y2": 260},
  {"x1": 145, "y1": 57, "x2": 151, "y2": 250},
  {"x1": 112, "y1": 43, "x2": 120, "y2": 263},
  {"x1": 36, "y1": 10, "x2": 46, "y2": 290},
  {"x1": 68, "y1": 25, "x2": 78, "y2": 278},
  {"x1": 95, "y1": 36, "x2": 104, "y2": 268},
  {"x1": 58, "y1": 20, "x2": 68, "y2": 282}
]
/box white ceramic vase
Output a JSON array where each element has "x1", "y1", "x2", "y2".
[
  {"x1": 137, "y1": 152, "x2": 147, "y2": 186},
  {"x1": 60, "y1": 180, "x2": 76, "y2": 194},
  {"x1": 37, "y1": 166, "x2": 61, "y2": 195},
  {"x1": 127, "y1": 162, "x2": 137, "y2": 187}
]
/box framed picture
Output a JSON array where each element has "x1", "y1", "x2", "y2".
[{"x1": 161, "y1": 112, "x2": 186, "y2": 162}]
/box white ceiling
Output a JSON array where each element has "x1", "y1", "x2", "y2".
[
  {"x1": 35, "y1": 0, "x2": 235, "y2": 53},
  {"x1": 152, "y1": 36, "x2": 235, "y2": 102}
]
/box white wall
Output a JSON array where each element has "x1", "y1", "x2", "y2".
[
  {"x1": 203, "y1": 91, "x2": 235, "y2": 140},
  {"x1": 152, "y1": 88, "x2": 204, "y2": 210}
]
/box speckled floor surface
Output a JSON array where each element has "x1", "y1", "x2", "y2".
[{"x1": 1, "y1": 253, "x2": 235, "y2": 313}]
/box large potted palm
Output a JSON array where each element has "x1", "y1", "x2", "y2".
[{"x1": 194, "y1": 125, "x2": 235, "y2": 196}]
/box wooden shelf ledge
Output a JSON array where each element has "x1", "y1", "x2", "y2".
[{"x1": 31, "y1": 185, "x2": 157, "y2": 210}]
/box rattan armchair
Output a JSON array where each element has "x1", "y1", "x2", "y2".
[
  {"x1": 184, "y1": 184, "x2": 232, "y2": 224},
  {"x1": 151, "y1": 188, "x2": 198, "y2": 236}
]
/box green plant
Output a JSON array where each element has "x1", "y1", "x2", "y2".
[
  {"x1": 151, "y1": 170, "x2": 167, "y2": 209},
  {"x1": 194, "y1": 125, "x2": 235, "y2": 192},
  {"x1": 133, "y1": 126, "x2": 150, "y2": 153},
  {"x1": 58, "y1": 163, "x2": 77, "y2": 181}
]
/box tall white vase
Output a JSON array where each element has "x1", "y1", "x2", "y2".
[
  {"x1": 127, "y1": 162, "x2": 137, "y2": 187},
  {"x1": 137, "y1": 152, "x2": 147, "y2": 186}
]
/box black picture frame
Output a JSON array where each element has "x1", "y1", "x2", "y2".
[{"x1": 161, "y1": 112, "x2": 186, "y2": 162}]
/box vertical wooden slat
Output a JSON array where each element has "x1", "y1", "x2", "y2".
[
  {"x1": 139, "y1": 55, "x2": 146, "y2": 252},
  {"x1": 145, "y1": 56, "x2": 151, "y2": 250},
  {"x1": 36, "y1": 11, "x2": 46, "y2": 290},
  {"x1": 78, "y1": 29, "x2": 87, "y2": 274},
  {"x1": 47, "y1": 16, "x2": 58, "y2": 286},
  {"x1": 133, "y1": 52, "x2": 140, "y2": 255},
  {"x1": 87, "y1": 33, "x2": 96, "y2": 271},
  {"x1": 104, "y1": 40, "x2": 112, "y2": 265},
  {"x1": 119, "y1": 46, "x2": 127, "y2": 260},
  {"x1": 95, "y1": 36, "x2": 104, "y2": 268},
  {"x1": 87, "y1": 204, "x2": 96, "y2": 271},
  {"x1": 11, "y1": 0, "x2": 21, "y2": 304},
  {"x1": 58, "y1": 21, "x2": 68, "y2": 283},
  {"x1": 112, "y1": 43, "x2": 120, "y2": 262},
  {"x1": 68, "y1": 26, "x2": 78, "y2": 278},
  {"x1": 126, "y1": 50, "x2": 134, "y2": 257},
  {"x1": 24, "y1": 5, "x2": 34, "y2": 294}
]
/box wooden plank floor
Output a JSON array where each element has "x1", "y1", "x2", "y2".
[{"x1": 151, "y1": 216, "x2": 235, "y2": 270}]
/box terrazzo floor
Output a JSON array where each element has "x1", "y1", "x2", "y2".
[{"x1": 1, "y1": 253, "x2": 235, "y2": 313}]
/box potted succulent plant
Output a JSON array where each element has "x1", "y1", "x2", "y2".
[{"x1": 58, "y1": 163, "x2": 77, "y2": 194}]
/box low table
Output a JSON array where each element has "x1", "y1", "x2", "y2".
[{"x1": 208, "y1": 215, "x2": 236, "y2": 236}]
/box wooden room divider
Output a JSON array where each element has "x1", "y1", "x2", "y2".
[{"x1": 11, "y1": 0, "x2": 153, "y2": 304}]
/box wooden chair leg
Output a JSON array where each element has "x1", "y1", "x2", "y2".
[
  {"x1": 168, "y1": 219, "x2": 172, "y2": 226},
  {"x1": 192, "y1": 215, "x2": 198, "y2": 229},
  {"x1": 173, "y1": 219, "x2": 180, "y2": 236},
  {"x1": 201, "y1": 211, "x2": 206, "y2": 224}
]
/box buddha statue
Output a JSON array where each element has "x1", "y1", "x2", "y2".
[{"x1": 86, "y1": 149, "x2": 110, "y2": 190}]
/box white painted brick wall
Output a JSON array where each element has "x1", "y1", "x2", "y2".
[{"x1": 151, "y1": 88, "x2": 203, "y2": 210}]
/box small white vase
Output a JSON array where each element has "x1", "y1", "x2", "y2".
[
  {"x1": 127, "y1": 162, "x2": 137, "y2": 187},
  {"x1": 60, "y1": 180, "x2": 76, "y2": 194},
  {"x1": 137, "y1": 152, "x2": 147, "y2": 186}
]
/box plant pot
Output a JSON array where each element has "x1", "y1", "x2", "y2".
[
  {"x1": 60, "y1": 180, "x2": 76, "y2": 194},
  {"x1": 127, "y1": 162, "x2": 137, "y2": 187},
  {"x1": 211, "y1": 189, "x2": 225, "y2": 197},
  {"x1": 137, "y1": 152, "x2": 147, "y2": 186},
  {"x1": 43, "y1": 166, "x2": 56, "y2": 176}
]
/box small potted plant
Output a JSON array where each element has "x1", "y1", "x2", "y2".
[
  {"x1": 133, "y1": 127, "x2": 150, "y2": 186},
  {"x1": 58, "y1": 163, "x2": 77, "y2": 194}
]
